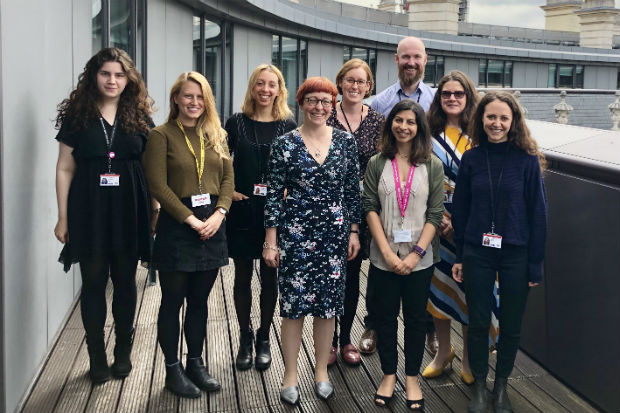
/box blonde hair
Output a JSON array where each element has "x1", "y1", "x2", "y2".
[
  {"x1": 168, "y1": 72, "x2": 229, "y2": 159},
  {"x1": 241, "y1": 64, "x2": 292, "y2": 121},
  {"x1": 335, "y1": 58, "x2": 374, "y2": 98}
]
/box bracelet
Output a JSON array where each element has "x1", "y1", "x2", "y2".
[
  {"x1": 262, "y1": 242, "x2": 278, "y2": 252},
  {"x1": 350, "y1": 229, "x2": 359, "y2": 234},
  {"x1": 412, "y1": 245, "x2": 426, "y2": 258}
]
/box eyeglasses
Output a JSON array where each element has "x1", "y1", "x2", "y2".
[
  {"x1": 343, "y1": 78, "x2": 369, "y2": 87},
  {"x1": 440, "y1": 90, "x2": 466, "y2": 99},
  {"x1": 304, "y1": 97, "x2": 333, "y2": 108}
]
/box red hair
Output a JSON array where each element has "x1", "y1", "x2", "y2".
[{"x1": 296, "y1": 76, "x2": 338, "y2": 107}]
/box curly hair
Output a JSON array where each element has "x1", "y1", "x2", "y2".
[
  {"x1": 427, "y1": 70, "x2": 478, "y2": 138},
  {"x1": 378, "y1": 99, "x2": 432, "y2": 165},
  {"x1": 241, "y1": 64, "x2": 292, "y2": 121},
  {"x1": 55, "y1": 48, "x2": 154, "y2": 134},
  {"x1": 469, "y1": 91, "x2": 546, "y2": 171}
]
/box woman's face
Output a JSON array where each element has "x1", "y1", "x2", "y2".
[
  {"x1": 251, "y1": 70, "x2": 280, "y2": 110},
  {"x1": 391, "y1": 109, "x2": 418, "y2": 146},
  {"x1": 96, "y1": 61, "x2": 128, "y2": 101},
  {"x1": 301, "y1": 92, "x2": 333, "y2": 127},
  {"x1": 440, "y1": 80, "x2": 467, "y2": 119},
  {"x1": 339, "y1": 67, "x2": 369, "y2": 105},
  {"x1": 483, "y1": 99, "x2": 513, "y2": 143},
  {"x1": 174, "y1": 80, "x2": 205, "y2": 126}
]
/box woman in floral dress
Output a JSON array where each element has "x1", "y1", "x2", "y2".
[{"x1": 263, "y1": 77, "x2": 360, "y2": 405}]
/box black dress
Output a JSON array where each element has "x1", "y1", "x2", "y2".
[
  {"x1": 224, "y1": 113, "x2": 296, "y2": 259},
  {"x1": 56, "y1": 118, "x2": 151, "y2": 271}
]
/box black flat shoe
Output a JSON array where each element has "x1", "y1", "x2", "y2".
[
  {"x1": 165, "y1": 363, "x2": 200, "y2": 398},
  {"x1": 86, "y1": 336, "x2": 111, "y2": 384},
  {"x1": 186, "y1": 357, "x2": 221, "y2": 392},
  {"x1": 374, "y1": 392, "x2": 393, "y2": 407},
  {"x1": 493, "y1": 377, "x2": 514, "y2": 413},
  {"x1": 407, "y1": 398, "x2": 425, "y2": 412},
  {"x1": 111, "y1": 329, "x2": 134, "y2": 378},
  {"x1": 255, "y1": 337, "x2": 272, "y2": 371},
  {"x1": 468, "y1": 379, "x2": 488, "y2": 413},
  {"x1": 235, "y1": 329, "x2": 254, "y2": 370}
]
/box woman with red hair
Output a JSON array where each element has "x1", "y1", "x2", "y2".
[{"x1": 263, "y1": 77, "x2": 361, "y2": 405}]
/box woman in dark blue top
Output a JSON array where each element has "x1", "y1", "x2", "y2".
[{"x1": 451, "y1": 91, "x2": 547, "y2": 413}]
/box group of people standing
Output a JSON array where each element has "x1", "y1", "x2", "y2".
[{"x1": 54, "y1": 34, "x2": 547, "y2": 413}]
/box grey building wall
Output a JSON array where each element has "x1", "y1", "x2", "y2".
[
  {"x1": 147, "y1": 0, "x2": 194, "y2": 126},
  {"x1": 584, "y1": 66, "x2": 618, "y2": 90},
  {"x1": 512, "y1": 62, "x2": 550, "y2": 89},
  {"x1": 0, "y1": 0, "x2": 91, "y2": 411},
  {"x1": 306, "y1": 41, "x2": 343, "y2": 80},
  {"x1": 231, "y1": 26, "x2": 273, "y2": 114},
  {"x1": 444, "y1": 56, "x2": 479, "y2": 85},
  {"x1": 374, "y1": 50, "x2": 398, "y2": 93}
]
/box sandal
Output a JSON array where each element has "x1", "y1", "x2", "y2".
[
  {"x1": 374, "y1": 392, "x2": 393, "y2": 407},
  {"x1": 406, "y1": 398, "x2": 425, "y2": 412}
]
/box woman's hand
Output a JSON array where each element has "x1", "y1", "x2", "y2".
[
  {"x1": 439, "y1": 214, "x2": 454, "y2": 238},
  {"x1": 399, "y1": 253, "x2": 421, "y2": 275},
  {"x1": 528, "y1": 282, "x2": 539, "y2": 287},
  {"x1": 347, "y1": 233, "x2": 360, "y2": 261},
  {"x1": 262, "y1": 243, "x2": 280, "y2": 268},
  {"x1": 452, "y1": 263, "x2": 463, "y2": 282},
  {"x1": 383, "y1": 250, "x2": 403, "y2": 273},
  {"x1": 54, "y1": 218, "x2": 69, "y2": 244},
  {"x1": 198, "y1": 212, "x2": 225, "y2": 240},
  {"x1": 184, "y1": 214, "x2": 207, "y2": 238},
  {"x1": 232, "y1": 191, "x2": 249, "y2": 201}
]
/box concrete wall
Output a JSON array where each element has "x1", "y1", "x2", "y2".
[
  {"x1": 307, "y1": 41, "x2": 343, "y2": 80},
  {"x1": 513, "y1": 62, "x2": 550, "y2": 88},
  {"x1": 374, "y1": 50, "x2": 398, "y2": 93},
  {"x1": 0, "y1": 0, "x2": 91, "y2": 411},
  {"x1": 444, "y1": 56, "x2": 479, "y2": 85},
  {"x1": 584, "y1": 65, "x2": 618, "y2": 90}
]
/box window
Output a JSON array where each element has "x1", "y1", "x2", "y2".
[
  {"x1": 272, "y1": 35, "x2": 308, "y2": 121},
  {"x1": 548, "y1": 64, "x2": 584, "y2": 88},
  {"x1": 479, "y1": 59, "x2": 512, "y2": 87},
  {"x1": 343, "y1": 46, "x2": 377, "y2": 94},
  {"x1": 423, "y1": 55, "x2": 444, "y2": 87}
]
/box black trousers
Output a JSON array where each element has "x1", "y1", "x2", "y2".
[
  {"x1": 463, "y1": 243, "x2": 530, "y2": 380},
  {"x1": 79, "y1": 252, "x2": 138, "y2": 343},
  {"x1": 233, "y1": 258, "x2": 278, "y2": 339},
  {"x1": 372, "y1": 264, "x2": 434, "y2": 376},
  {"x1": 333, "y1": 253, "x2": 362, "y2": 347},
  {"x1": 157, "y1": 269, "x2": 219, "y2": 364}
]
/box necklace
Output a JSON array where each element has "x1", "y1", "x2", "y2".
[
  {"x1": 299, "y1": 128, "x2": 323, "y2": 158},
  {"x1": 340, "y1": 102, "x2": 363, "y2": 134},
  {"x1": 397, "y1": 152, "x2": 409, "y2": 160}
]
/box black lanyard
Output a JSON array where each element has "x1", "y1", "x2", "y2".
[
  {"x1": 340, "y1": 102, "x2": 363, "y2": 134},
  {"x1": 238, "y1": 114, "x2": 283, "y2": 183},
  {"x1": 399, "y1": 88, "x2": 421, "y2": 103},
  {"x1": 485, "y1": 145, "x2": 509, "y2": 234},
  {"x1": 99, "y1": 116, "x2": 117, "y2": 173}
]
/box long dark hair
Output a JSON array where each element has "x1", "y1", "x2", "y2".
[
  {"x1": 378, "y1": 99, "x2": 432, "y2": 165},
  {"x1": 427, "y1": 70, "x2": 478, "y2": 137},
  {"x1": 469, "y1": 91, "x2": 546, "y2": 171},
  {"x1": 55, "y1": 48, "x2": 154, "y2": 134}
]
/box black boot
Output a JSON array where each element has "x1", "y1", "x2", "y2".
[
  {"x1": 86, "y1": 336, "x2": 111, "y2": 384},
  {"x1": 255, "y1": 336, "x2": 272, "y2": 371},
  {"x1": 112, "y1": 329, "x2": 134, "y2": 378},
  {"x1": 186, "y1": 357, "x2": 221, "y2": 392},
  {"x1": 468, "y1": 379, "x2": 488, "y2": 413},
  {"x1": 165, "y1": 362, "x2": 200, "y2": 398},
  {"x1": 493, "y1": 377, "x2": 513, "y2": 413},
  {"x1": 235, "y1": 329, "x2": 254, "y2": 370}
]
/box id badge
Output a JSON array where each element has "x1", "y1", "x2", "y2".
[
  {"x1": 253, "y1": 183, "x2": 267, "y2": 196},
  {"x1": 393, "y1": 229, "x2": 412, "y2": 243},
  {"x1": 443, "y1": 182, "x2": 453, "y2": 203},
  {"x1": 191, "y1": 193, "x2": 211, "y2": 207},
  {"x1": 100, "y1": 174, "x2": 120, "y2": 186},
  {"x1": 482, "y1": 233, "x2": 502, "y2": 248},
  {"x1": 359, "y1": 180, "x2": 364, "y2": 192}
]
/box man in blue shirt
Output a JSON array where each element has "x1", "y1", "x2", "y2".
[{"x1": 370, "y1": 36, "x2": 435, "y2": 116}]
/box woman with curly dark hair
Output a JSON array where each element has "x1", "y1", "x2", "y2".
[{"x1": 54, "y1": 47, "x2": 154, "y2": 384}]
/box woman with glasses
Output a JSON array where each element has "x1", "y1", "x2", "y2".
[
  {"x1": 225, "y1": 64, "x2": 296, "y2": 372},
  {"x1": 263, "y1": 77, "x2": 360, "y2": 405},
  {"x1": 422, "y1": 71, "x2": 499, "y2": 385},
  {"x1": 326, "y1": 58, "x2": 384, "y2": 366}
]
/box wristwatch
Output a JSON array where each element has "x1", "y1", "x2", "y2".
[
  {"x1": 413, "y1": 245, "x2": 426, "y2": 258},
  {"x1": 217, "y1": 207, "x2": 227, "y2": 216}
]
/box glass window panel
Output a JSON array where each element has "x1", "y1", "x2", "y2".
[
  {"x1": 282, "y1": 37, "x2": 298, "y2": 110},
  {"x1": 110, "y1": 0, "x2": 131, "y2": 55},
  {"x1": 424, "y1": 55, "x2": 436, "y2": 86},
  {"x1": 548, "y1": 64, "x2": 557, "y2": 88},
  {"x1": 203, "y1": 19, "x2": 222, "y2": 112},
  {"x1": 223, "y1": 22, "x2": 232, "y2": 119},
  {"x1": 503, "y1": 61, "x2": 513, "y2": 87},
  {"x1": 369, "y1": 49, "x2": 377, "y2": 95},
  {"x1": 487, "y1": 60, "x2": 504, "y2": 87},
  {"x1": 558, "y1": 65, "x2": 574, "y2": 88},
  {"x1": 479, "y1": 59, "x2": 487, "y2": 87},
  {"x1": 136, "y1": 0, "x2": 145, "y2": 75},
  {"x1": 92, "y1": 0, "x2": 104, "y2": 53},
  {"x1": 343, "y1": 46, "x2": 351, "y2": 63},
  {"x1": 575, "y1": 65, "x2": 584, "y2": 89},
  {"x1": 352, "y1": 47, "x2": 367, "y2": 62},
  {"x1": 272, "y1": 35, "x2": 280, "y2": 66},
  {"x1": 436, "y1": 56, "x2": 445, "y2": 83},
  {"x1": 192, "y1": 16, "x2": 202, "y2": 72}
]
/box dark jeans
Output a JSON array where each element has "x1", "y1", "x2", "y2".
[
  {"x1": 463, "y1": 243, "x2": 530, "y2": 380},
  {"x1": 157, "y1": 269, "x2": 219, "y2": 364},
  {"x1": 233, "y1": 258, "x2": 277, "y2": 339},
  {"x1": 333, "y1": 253, "x2": 362, "y2": 347},
  {"x1": 372, "y1": 264, "x2": 434, "y2": 376},
  {"x1": 79, "y1": 252, "x2": 138, "y2": 342}
]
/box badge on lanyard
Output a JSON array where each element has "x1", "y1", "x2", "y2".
[
  {"x1": 359, "y1": 180, "x2": 364, "y2": 193},
  {"x1": 191, "y1": 193, "x2": 211, "y2": 207},
  {"x1": 391, "y1": 158, "x2": 415, "y2": 244},
  {"x1": 482, "y1": 233, "x2": 502, "y2": 248},
  {"x1": 482, "y1": 146, "x2": 510, "y2": 250},
  {"x1": 253, "y1": 183, "x2": 267, "y2": 196},
  {"x1": 443, "y1": 181, "x2": 454, "y2": 203},
  {"x1": 99, "y1": 117, "x2": 120, "y2": 186},
  {"x1": 393, "y1": 228, "x2": 413, "y2": 243},
  {"x1": 100, "y1": 173, "x2": 120, "y2": 186}
]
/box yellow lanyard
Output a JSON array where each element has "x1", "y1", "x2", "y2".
[{"x1": 177, "y1": 120, "x2": 205, "y2": 192}]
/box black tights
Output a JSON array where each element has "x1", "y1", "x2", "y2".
[
  {"x1": 79, "y1": 252, "x2": 138, "y2": 342},
  {"x1": 233, "y1": 258, "x2": 277, "y2": 339},
  {"x1": 333, "y1": 254, "x2": 362, "y2": 347},
  {"x1": 157, "y1": 269, "x2": 219, "y2": 364}
]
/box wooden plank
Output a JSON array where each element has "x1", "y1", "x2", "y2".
[
  {"x1": 531, "y1": 375, "x2": 601, "y2": 413},
  {"x1": 53, "y1": 335, "x2": 92, "y2": 413},
  {"x1": 83, "y1": 327, "x2": 121, "y2": 413},
  {"x1": 146, "y1": 345, "x2": 177, "y2": 413}
]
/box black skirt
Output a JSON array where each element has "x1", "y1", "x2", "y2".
[
  {"x1": 152, "y1": 196, "x2": 228, "y2": 272},
  {"x1": 226, "y1": 195, "x2": 266, "y2": 259}
]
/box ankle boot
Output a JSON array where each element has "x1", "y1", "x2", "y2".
[
  {"x1": 112, "y1": 329, "x2": 134, "y2": 378},
  {"x1": 165, "y1": 362, "x2": 200, "y2": 398},
  {"x1": 255, "y1": 336, "x2": 271, "y2": 371},
  {"x1": 186, "y1": 357, "x2": 221, "y2": 392},
  {"x1": 493, "y1": 377, "x2": 513, "y2": 413},
  {"x1": 468, "y1": 379, "x2": 488, "y2": 413},
  {"x1": 235, "y1": 329, "x2": 254, "y2": 370},
  {"x1": 86, "y1": 336, "x2": 111, "y2": 384}
]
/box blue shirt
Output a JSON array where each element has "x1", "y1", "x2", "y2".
[{"x1": 370, "y1": 80, "x2": 435, "y2": 117}]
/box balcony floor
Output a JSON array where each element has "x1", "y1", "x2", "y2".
[{"x1": 20, "y1": 261, "x2": 600, "y2": 413}]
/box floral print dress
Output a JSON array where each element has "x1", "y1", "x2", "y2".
[{"x1": 265, "y1": 128, "x2": 360, "y2": 319}]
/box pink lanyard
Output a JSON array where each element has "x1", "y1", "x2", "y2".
[{"x1": 391, "y1": 158, "x2": 415, "y2": 223}]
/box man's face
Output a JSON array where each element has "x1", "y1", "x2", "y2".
[{"x1": 395, "y1": 38, "x2": 427, "y2": 88}]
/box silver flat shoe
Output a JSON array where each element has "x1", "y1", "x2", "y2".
[
  {"x1": 280, "y1": 385, "x2": 300, "y2": 405},
  {"x1": 315, "y1": 381, "x2": 334, "y2": 400}
]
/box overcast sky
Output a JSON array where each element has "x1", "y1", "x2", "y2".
[{"x1": 468, "y1": 0, "x2": 620, "y2": 29}]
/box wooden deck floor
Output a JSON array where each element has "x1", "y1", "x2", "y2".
[{"x1": 21, "y1": 261, "x2": 599, "y2": 413}]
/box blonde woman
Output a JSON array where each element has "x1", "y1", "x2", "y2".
[
  {"x1": 225, "y1": 64, "x2": 296, "y2": 371},
  {"x1": 143, "y1": 72, "x2": 233, "y2": 398}
]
